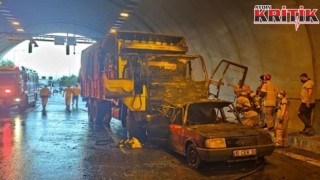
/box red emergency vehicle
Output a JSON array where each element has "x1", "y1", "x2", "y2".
[{"x1": 0, "y1": 66, "x2": 39, "y2": 111}]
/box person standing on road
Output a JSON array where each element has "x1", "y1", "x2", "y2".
[
  {"x1": 298, "y1": 73, "x2": 316, "y2": 136},
  {"x1": 40, "y1": 85, "x2": 50, "y2": 111},
  {"x1": 275, "y1": 89, "x2": 290, "y2": 148},
  {"x1": 63, "y1": 86, "x2": 73, "y2": 112},
  {"x1": 72, "y1": 85, "x2": 81, "y2": 108},
  {"x1": 260, "y1": 74, "x2": 277, "y2": 131}
]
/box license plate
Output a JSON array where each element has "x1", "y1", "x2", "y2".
[{"x1": 233, "y1": 149, "x2": 257, "y2": 157}]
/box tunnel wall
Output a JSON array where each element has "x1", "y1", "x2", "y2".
[{"x1": 124, "y1": 0, "x2": 320, "y2": 132}]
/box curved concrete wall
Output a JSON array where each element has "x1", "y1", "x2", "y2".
[{"x1": 124, "y1": 0, "x2": 320, "y2": 131}]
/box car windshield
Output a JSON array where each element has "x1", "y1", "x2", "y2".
[
  {"x1": 0, "y1": 73, "x2": 19, "y2": 85},
  {"x1": 186, "y1": 102, "x2": 239, "y2": 125}
]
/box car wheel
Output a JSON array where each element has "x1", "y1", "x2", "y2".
[{"x1": 186, "y1": 143, "x2": 202, "y2": 169}]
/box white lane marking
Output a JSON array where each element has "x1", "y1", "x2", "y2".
[{"x1": 275, "y1": 149, "x2": 320, "y2": 167}]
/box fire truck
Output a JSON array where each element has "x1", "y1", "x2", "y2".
[
  {"x1": 80, "y1": 31, "x2": 247, "y2": 140},
  {"x1": 0, "y1": 66, "x2": 39, "y2": 111}
]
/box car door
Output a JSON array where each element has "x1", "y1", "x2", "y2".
[{"x1": 168, "y1": 107, "x2": 185, "y2": 153}]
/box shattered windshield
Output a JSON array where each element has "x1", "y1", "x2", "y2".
[
  {"x1": 147, "y1": 56, "x2": 206, "y2": 81},
  {"x1": 186, "y1": 102, "x2": 239, "y2": 125}
]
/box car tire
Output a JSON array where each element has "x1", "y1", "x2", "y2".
[{"x1": 186, "y1": 143, "x2": 202, "y2": 169}]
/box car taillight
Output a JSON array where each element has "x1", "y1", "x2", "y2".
[{"x1": 4, "y1": 89, "x2": 12, "y2": 94}]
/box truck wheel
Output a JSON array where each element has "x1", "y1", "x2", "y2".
[
  {"x1": 186, "y1": 143, "x2": 202, "y2": 169},
  {"x1": 93, "y1": 100, "x2": 108, "y2": 124},
  {"x1": 126, "y1": 109, "x2": 147, "y2": 143},
  {"x1": 18, "y1": 95, "x2": 28, "y2": 112},
  {"x1": 31, "y1": 94, "x2": 38, "y2": 107},
  {"x1": 30, "y1": 93, "x2": 37, "y2": 107},
  {"x1": 88, "y1": 99, "x2": 94, "y2": 121}
]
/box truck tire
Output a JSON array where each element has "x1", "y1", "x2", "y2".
[
  {"x1": 93, "y1": 100, "x2": 109, "y2": 124},
  {"x1": 18, "y1": 95, "x2": 28, "y2": 112},
  {"x1": 88, "y1": 99, "x2": 94, "y2": 121},
  {"x1": 30, "y1": 93, "x2": 37, "y2": 107},
  {"x1": 126, "y1": 109, "x2": 147, "y2": 143}
]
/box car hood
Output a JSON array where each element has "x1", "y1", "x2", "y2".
[{"x1": 187, "y1": 124, "x2": 267, "y2": 138}]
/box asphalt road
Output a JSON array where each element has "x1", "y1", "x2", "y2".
[{"x1": 0, "y1": 95, "x2": 319, "y2": 180}]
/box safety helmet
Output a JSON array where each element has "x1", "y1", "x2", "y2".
[
  {"x1": 264, "y1": 74, "x2": 271, "y2": 80},
  {"x1": 278, "y1": 89, "x2": 286, "y2": 97}
]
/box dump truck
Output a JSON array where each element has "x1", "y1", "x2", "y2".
[
  {"x1": 80, "y1": 31, "x2": 248, "y2": 141},
  {"x1": 0, "y1": 66, "x2": 39, "y2": 111}
]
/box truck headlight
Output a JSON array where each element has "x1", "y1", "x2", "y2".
[
  {"x1": 14, "y1": 98, "x2": 21, "y2": 102},
  {"x1": 205, "y1": 138, "x2": 226, "y2": 149}
]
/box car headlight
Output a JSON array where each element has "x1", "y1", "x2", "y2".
[{"x1": 205, "y1": 138, "x2": 226, "y2": 149}]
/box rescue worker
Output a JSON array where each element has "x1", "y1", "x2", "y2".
[
  {"x1": 235, "y1": 88, "x2": 259, "y2": 127},
  {"x1": 298, "y1": 73, "x2": 316, "y2": 136},
  {"x1": 40, "y1": 85, "x2": 50, "y2": 111},
  {"x1": 72, "y1": 85, "x2": 81, "y2": 108},
  {"x1": 275, "y1": 89, "x2": 289, "y2": 148},
  {"x1": 63, "y1": 85, "x2": 73, "y2": 112},
  {"x1": 256, "y1": 75, "x2": 266, "y2": 127},
  {"x1": 256, "y1": 75, "x2": 265, "y2": 95},
  {"x1": 260, "y1": 74, "x2": 277, "y2": 131}
]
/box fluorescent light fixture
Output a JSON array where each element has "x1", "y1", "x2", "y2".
[
  {"x1": 16, "y1": 28, "x2": 24, "y2": 32},
  {"x1": 110, "y1": 29, "x2": 117, "y2": 33},
  {"x1": 11, "y1": 21, "x2": 20, "y2": 25},
  {"x1": 3, "y1": 13, "x2": 13, "y2": 16},
  {"x1": 120, "y1": 12, "x2": 129, "y2": 17},
  {"x1": 0, "y1": 9, "x2": 10, "y2": 13},
  {"x1": 5, "y1": 16, "x2": 14, "y2": 20}
]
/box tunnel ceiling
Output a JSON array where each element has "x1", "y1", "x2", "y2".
[
  {"x1": 0, "y1": 0, "x2": 319, "y2": 97},
  {"x1": 0, "y1": 0, "x2": 140, "y2": 56}
]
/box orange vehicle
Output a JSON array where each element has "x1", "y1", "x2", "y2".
[{"x1": 0, "y1": 66, "x2": 39, "y2": 111}]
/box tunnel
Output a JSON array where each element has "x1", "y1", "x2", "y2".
[{"x1": 0, "y1": 0, "x2": 319, "y2": 133}]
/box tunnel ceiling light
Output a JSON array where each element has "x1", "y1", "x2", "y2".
[
  {"x1": 3, "y1": 13, "x2": 13, "y2": 16},
  {"x1": 16, "y1": 28, "x2": 24, "y2": 32},
  {"x1": 0, "y1": 9, "x2": 10, "y2": 13},
  {"x1": 5, "y1": 16, "x2": 14, "y2": 20},
  {"x1": 110, "y1": 29, "x2": 117, "y2": 33},
  {"x1": 120, "y1": 12, "x2": 129, "y2": 17},
  {"x1": 11, "y1": 21, "x2": 20, "y2": 25}
]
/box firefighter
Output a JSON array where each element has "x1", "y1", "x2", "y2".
[
  {"x1": 40, "y1": 85, "x2": 50, "y2": 111},
  {"x1": 63, "y1": 86, "x2": 73, "y2": 112},
  {"x1": 298, "y1": 73, "x2": 316, "y2": 136},
  {"x1": 275, "y1": 89, "x2": 289, "y2": 148},
  {"x1": 256, "y1": 75, "x2": 266, "y2": 127},
  {"x1": 260, "y1": 74, "x2": 277, "y2": 131},
  {"x1": 235, "y1": 88, "x2": 259, "y2": 127},
  {"x1": 72, "y1": 85, "x2": 81, "y2": 108}
]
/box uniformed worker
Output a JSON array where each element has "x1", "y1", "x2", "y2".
[
  {"x1": 298, "y1": 73, "x2": 316, "y2": 136},
  {"x1": 72, "y1": 85, "x2": 81, "y2": 108},
  {"x1": 275, "y1": 89, "x2": 289, "y2": 148},
  {"x1": 235, "y1": 88, "x2": 259, "y2": 127},
  {"x1": 40, "y1": 85, "x2": 50, "y2": 111},
  {"x1": 260, "y1": 74, "x2": 277, "y2": 131},
  {"x1": 63, "y1": 85, "x2": 73, "y2": 112}
]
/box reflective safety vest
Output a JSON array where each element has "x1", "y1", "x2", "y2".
[
  {"x1": 73, "y1": 87, "x2": 81, "y2": 96},
  {"x1": 40, "y1": 87, "x2": 50, "y2": 97},
  {"x1": 261, "y1": 80, "x2": 277, "y2": 106}
]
